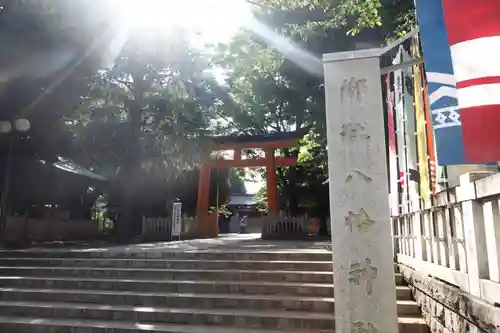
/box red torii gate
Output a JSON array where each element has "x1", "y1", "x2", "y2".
[{"x1": 196, "y1": 130, "x2": 306, "y2": 238}]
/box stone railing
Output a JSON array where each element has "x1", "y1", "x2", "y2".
[{"x1": 392, "y1": 171, "x2": 500, "y2": 333}]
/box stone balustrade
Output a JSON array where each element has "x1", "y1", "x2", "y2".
[{"x1": 392, "y1": 171, "x2": 500, "y2": 333}]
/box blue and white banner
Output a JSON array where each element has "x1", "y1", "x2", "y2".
[{"x1": 414, "y1": 0, "x2": 464, "y2": 165}]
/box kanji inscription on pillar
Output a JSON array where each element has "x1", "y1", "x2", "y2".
[
  {"x1": 348, "y1": 258, "x2": 378, "y2": 295},
  {"x1": 340, "y1": 122, "x2": 372, "y2": 172},
  {"x1": 345, "y1": 169, "x2": 372, "y2": 183},
  {"x1": 345, "y1": 208, "x2": 375, "y2": 232},
  {"x1": 340, "y1": 123, "x2": 370, "y2": 140},
  {"x1": 340, "y1": 77, "x2": 367, "y2": 104},
  {"x1": 340, "y1": 122, "x2": 372, "y2": 174},
  {"x1": 352, "y1": 321, "x2": 379, "y2": 333}
]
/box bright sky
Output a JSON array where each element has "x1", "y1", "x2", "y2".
[
  {"x1": 113, "y1": 0, "x2": 253, "y2": 44},
  {"x1": 245, "y1": 179, "x2": 263, "y2": 194}
]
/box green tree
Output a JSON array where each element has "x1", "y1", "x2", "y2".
[
  {"x1": 0, "y1": 0, "x2": 109, "y2": 161},
  {"x1": 250, "y1": 0, "x2": 415, "y2": 39},
  {"x1": 0, "y1": 0, "x2": 113, "y2": 228},
  {"x1": 214, "y1": 31, "x2": 311, "y2": 214},
  {"x1": 68, "y1": 28, "x2": 220, "y2": 240},
  {"x1": 0, "y1": 1, "x2": 244, "y2": 241},
  {"x1": 214, "y1": 0, "x2": 414, "y2": 223},
  {"x1": 213, "y1": 22, "x2": 332, "y2": 215}
]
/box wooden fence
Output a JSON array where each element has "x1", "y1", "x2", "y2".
[
  {"x1": 141, "y1": 216, "x2": 199, "y2": 240},
  {"x1": 141, "y1": 217, "x2": 172, "y2": 239},
  {"x1": 261, "y1": 214, "x2": 320, "y2": 240},
  {"x1": 5, "y1": 216, "x2": 101, "y2": 243}
]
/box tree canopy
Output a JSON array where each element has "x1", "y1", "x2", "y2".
[
  {"x1": 251, "y1": 0, "x2": 415, "y2": 39},
  {"x1": 0, "y1": 0, "x2": 417, "y2": 239},
  {"x1": 210, "y1": 0, "x2": 415, "y2": 220}
]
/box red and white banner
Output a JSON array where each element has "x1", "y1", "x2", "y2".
[
  {"x1": 441, "y1": 0, "x2": 500, "y2": 162},
  {"x1": 386, "y1": 74, "x2": 399, "y2": 216}
]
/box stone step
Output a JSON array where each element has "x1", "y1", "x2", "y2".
[
  {"x1": 0, "y1": 267, "x2": 337, "y2": 284},
  {"x1": 0, "y1": 300, "x2": 334, "y2": 330},
  {"x1": 0, "y1": 301, "x2": 427, "y2": 331},
  {"x1": 0, "y1": 276, "x2": 413, "y2": 299},
  {"x1": 0, "y1": 316, "x2": 332, "y2": 333},
  {"x1": 0, "y1": 276, "x2": 333, "y2": 297},
  {"x1": 0, "y1": 258, "x2": 398, "y2": 273},
  {"x1": 0, "y1": 257, "x2": 334, "y2": 271},
  {"x1": 0, "y1": 266, "x2": 405, "y2": 285},
  {"x1": 0, "y1": 287, "x2": 421, "y2": 316},
  {"x1": 0, "y1": 250, "x2": 333, "y2": 261}
]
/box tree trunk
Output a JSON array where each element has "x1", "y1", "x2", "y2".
[
  {"x1": 285, "y1": 112, "x2": 303, "y2": 217},
  {"x1": 116, "y1": 176, "x2": 133, "y2": 243},
  {"x1": 285, "y1": 148, "x2": 300, "y2": 217},
  {"x1": 116, "y1": 76, "x2": 144, "y2": 243}
]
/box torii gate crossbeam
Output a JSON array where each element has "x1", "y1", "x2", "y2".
[{"x1": 196, "y1": 130, "x2": 307, "y2": 238}]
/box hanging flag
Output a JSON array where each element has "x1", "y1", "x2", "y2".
[
  {"x1": 393, "y1": 48, "x2": 408, "y2": 208},
  {"x1": 412, "y1": 34, "x2": 439, "y2": 193},
  {"x1": 386, "y1": 74, "x2": 399, "y2": 216},
  {"x1": 401, "y1": 50, "x2": 420, "y2": 201},
  {"x1": 421, "y1": 70, "x2": 438, "y2": 193},
  {"x1": 412, "y1": 39, "x2": 432, "y2": 199},
  {"x1": 441, "y1": 0, "x2": 500, "y2": 163},
  {"x1": 414, "y1": 0, "x2": 464, "y2": 165}
]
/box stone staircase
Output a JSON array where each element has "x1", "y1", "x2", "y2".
[{"x1": 0, "y1": 246, "x2": 428, "y2": 332}]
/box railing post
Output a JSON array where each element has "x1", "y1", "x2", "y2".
[
  {"x1": 401, "y1": 217, "x2": 406, "y2": 257},
  {"x1": 422, "y1": 207, "x2": 434, "y2": 263},
  {"x1": 411, "y1": 199, "x2": 424, "y2": 260},
  {"x1": 483, "y1": 198, "x2": 500, "y2": 282},
  {"x1": 323, "y1": 49, "x2": 399, "y2": 333},
  {"x1": 392, "y1": 217, "x2": 400, "y2": 260},
  {"x1": 458, "y1": 172, "x2": 489, "y2": 296},
  {"x1": 397, "y1": 217, "x2": 404, "y2": 255},
  {"x1": 445, "y1": 206, "x2": 458, "y2": 270},
  {"x1": 436, "y1": 207, "x2": 449, "y2": 267}
]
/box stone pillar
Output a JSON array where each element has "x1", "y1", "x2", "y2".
[
  {"x1": 265, "y1": 148, "x2": 279, "y2": 216},
  {"x1": 323, "y1": 49, "x2": 399, "y2": 333}
]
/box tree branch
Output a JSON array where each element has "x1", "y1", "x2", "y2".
[{"x1": 111, "y1": 78, "x2": 135, "y2": 91}]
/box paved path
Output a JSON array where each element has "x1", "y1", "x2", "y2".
[{"x1": 0, "y1": 233, "x2": 332, "y2": 254}]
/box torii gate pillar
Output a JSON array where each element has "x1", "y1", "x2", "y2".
[{"x1": 265, "y1": 148, "x2": 278, "y2": 216}]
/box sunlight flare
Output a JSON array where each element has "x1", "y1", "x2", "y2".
[{"x1": 109, "y1": 0, "x2": 253, "y2": 43}]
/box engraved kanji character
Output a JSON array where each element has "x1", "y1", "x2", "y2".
[
  {"x1": 340, "y1": 123, "x2": 370, "y2": 141},
  {"x1": 341, "y1": 77, "x2": 367, "y2": 103},
  {"x1": 348, "y1": 258, "x2": 378, "y2": 295},
  {"x1": 345, "y1": 170, "x2": 372, "y2": 183},
  {"x1": 345, "y1": 208, "x2": 375, "y2": 232},
  {"x1": 352, "y1": 321, "x2": 379, "y2": 333}
]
